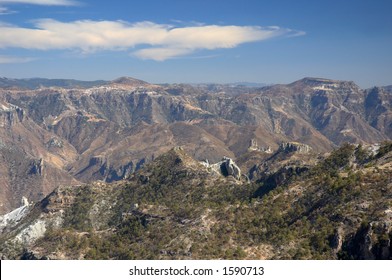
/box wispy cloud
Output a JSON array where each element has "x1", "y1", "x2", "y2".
[
  {"x1": 287, "y1": 30, "x2": 306, "y2": 38},
  {"x1": 0, "y1": 0, "x2": 78, "y2": 5},
  {"x1": 0, "y1": 6, "x2": 9, "y2": 13},
  {"x1": 0, "y1": 19, "x2": 304, "y2": 61},
  {"x1": 0, "y1": 5, "x2": 17, "y2": 14},
  {"x1": 0, "y1": 55, "x2": 35, "y2": 63},
  {"x1": 0, "y1": 0, "x2": 79, "y2": 14}
]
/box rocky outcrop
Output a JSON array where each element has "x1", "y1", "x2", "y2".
[
  {"x1": 21, "y1": 196, "x2": 29, "y2": 207},
  {"x1": 0, "y1": 197, "x2": 31, "y2": 233},
  {"x1": 221, "y1": 157, "x2": 241, "y2": 180},
  {"x1": 254, "y1": 165, "x2": 309, "y2": 197},
  {"x1": 46, "y1": 137, "x2": 63, "y2": 148},
  {"x1": 203, "y1": 156, "x2": 242, "y2": 180},
  {"x1": 249, "y1": 139, "x2": 273, "y2": 153},
  {"x1": 75, "y1": 156, "x2": 146, "y2": 183},
  {"x1": 331, "y1": 226, "x2": 344, "y2": 253},
  {"x1": 340, "y1": 220, "x2": 392, "y2": 260},
  {"x1": 0, "y1": 102, "x2": 24, "y2": 128},
  {"x1": 29, "y1": 158, "x2": 44, "y2": 176},
  {"x1": 279, "y1": 142, "x2": 312, "y2": 154}
]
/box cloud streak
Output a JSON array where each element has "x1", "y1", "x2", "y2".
[
  {"x1": 0, "y1": 55, "x2": 35, "y2": 63},
  {"x1": 0, "y1": 0, "x2": 78, "y2": 5},
  {"x1": 0, "y1": 6, "x2": 9, "y2": 13},
  {"x1": 0, "y1": 0, "x2": 78, "y2": 14},
  {"x1": 0, "y1": 19, "x2": 304, "y2": 61}
]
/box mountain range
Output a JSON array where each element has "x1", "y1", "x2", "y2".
[
  {"x1": 1, "y1": 76, "x2": 392, "y2": 259},
  {"x1": 0, "y1": 76, "x2": 392, "y2": 215}
]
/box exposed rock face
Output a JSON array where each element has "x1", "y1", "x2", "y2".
[
  {"x1": 46, "y1": 137, "x2": 63, "y2": 148},
  {"x1": 248, "y1": 140, "x2": 317, "y2": 190},
  {"x1": 249, "y1": 139, "x2": 273, "y2": 153},
  {"x1": 203, "y1": 156, "x2": 242, "y2": 180},
  {"x1": 0, "y1": 142, "x2": 78, "y2": 214},
  {"x1": 279, "y1": 142, "x2": 312, "y2": 154},
  {"x1": 364, "y1": 87, "x2": 392, "y2": 139},
  {"x1": 221, "y1": 157, "x2": 241, "y2": 180},
  {"x1": 21, "y1": 197, "x2": 29, "y2": 207},
  {"x1": 0, "y1": 196, "x2": 31, "y2": 234},
  {"x1": 254, "y1": 165, "x2": 310, "y2": 197},
  {"x1": 0, "y1": 102, "x2": 24, "y2": 128},
  {"x1": 331, "y1": 226, "x2": 344, "y2": 253},
  {"x1": 29, "y1": 159, "x2": 44, "y2": 176},
  {"x1": 340, "y1": 221, "x2": 392, "y2": 260},
  {"x1": 249, "y1": 139, "x2": 259, "y2": 151}
]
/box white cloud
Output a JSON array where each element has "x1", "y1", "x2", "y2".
[
  {"x1": 0, "y1": 55, "x2": 35, "y2": 63},
  {"x1": 0, "y1": 5, "x2": 17, "y2": 14},
  {"x1": 0, "y1": 0, "x2": 78, "y2": 5},
  {"x1": 134, "y1": 48, "x2": 194, "y2": 61},
  {"x1": 0, "y1": 19, "x2": 304, "y2": 61}
]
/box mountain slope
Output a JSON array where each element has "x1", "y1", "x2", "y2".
[
  {"x1": 1, "y1": 76, "x2": 392, "y2": 214},
  {"x1": 0, "y1": 99, "x2": 79, "y2": 213},
  {"x1": 0, "y1": 143, "x2": 391, "y2": 260}
]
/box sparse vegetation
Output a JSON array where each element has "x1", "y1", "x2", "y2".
[
  {"x1": 1, "y1": 145, "x2": 391, "y2": 260},
  {"x1": 63, "y1": 186, "x2": 95, "y2": 231}
]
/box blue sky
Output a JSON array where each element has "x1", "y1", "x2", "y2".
[{"x1": 0, "y1": 0, "x2": 391, "y2": 87}]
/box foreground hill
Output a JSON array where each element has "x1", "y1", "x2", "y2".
[
  {"x1": 0, "y1": 77, "x2": 392, "y2": 214},
  {"x1": 0, "y1": 143, "x2": 391, "y2": 260}
]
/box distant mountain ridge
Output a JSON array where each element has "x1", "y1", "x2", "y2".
[
  {"x1": 0, "y1": 77, "x2": 107, "y2": 90},
  {"x1": 0, "y1": 77, "x2": 269, "y2": 90},
  {"x1": 189, "y1": 82, "x2": 269, "y2": 88}
]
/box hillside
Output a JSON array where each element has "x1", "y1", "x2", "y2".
[
  {"x1": 0, "y1": 143, "x2": 391, "y2": 260},
  {"x1": 1, "y1": 77, "x2": 392, "y2": 215}
]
